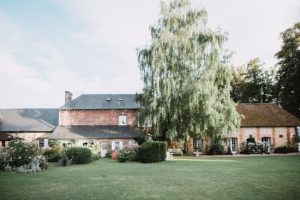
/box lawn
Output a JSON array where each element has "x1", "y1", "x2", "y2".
[{"x1": 0, "y1": 156, "x2": 300, "y2": 200}]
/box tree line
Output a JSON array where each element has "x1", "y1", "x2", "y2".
[{"x1": 231, "y1": 22, "x2": 300, "y2": 118}]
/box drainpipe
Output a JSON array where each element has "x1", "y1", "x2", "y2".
[{"x1": 297, "y1": 127, "x2": 300, "y2": 152}]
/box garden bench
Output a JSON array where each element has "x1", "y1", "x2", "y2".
[{"x1": 168, "y1": 148, "x2": 183, "y2": 156}]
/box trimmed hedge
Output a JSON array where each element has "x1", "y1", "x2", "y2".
[
  {"x1": 64, "y1": 147, "x2": 93, "y2": 164},
  {"x1": 274, "y1": 146, "x2": 298, "y2": 154},
  {"x1": 137, "y1": 141, "x2": 166, "y2": 163}
]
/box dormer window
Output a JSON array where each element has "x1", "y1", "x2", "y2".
[
  {"x1": 106, "y1": 98, "x2": 111, "y2": 101},
  {"x1": 119, "y1": 115, "x2": 127, "y2": 125}
]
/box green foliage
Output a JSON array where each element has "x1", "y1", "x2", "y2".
[
  {"x1": 246, "y1": 136, "x2": 256, "y2": 144},
  {"x1": 0, "y1": 150, "x2": 7, "y2": 170},
  {"x1": 240, "y1": 137, "x2": 266, "y2": 154},
  {"x1": 7, "y1": 140, "x2": 39, "y2": 167},
  {"x1": 117, "y1": 144, "x2": 139, "y2": 163},
  {"x1": 137, "y1": 0, "x2": 240, "y2": 142},
  {"x1": 208, "y1": 141, "x2": 224, "y2": 155},
  {"x1": 48, "y1": 139, "x2": 60, "y2": 148},
  {"x1": 44, "y1": 146, "x2": 62, "y2": 162},
  {"x1": 274, "y1": 146, "x2": 298, "y2": 154},
  {"x1": 230, "y1": 59, "x2": 277, "y2": 103},
  {"x1": 275, "y1": 22, "x2": 300, "y2": 118},
  {"x1": 226, "y1": 145, "x2": 233, "y2": 155},
  {"x1": 64, "y1": 147, "x2": 93, "y2": 164},
  {"x1": 137, "y1": 141, "x2": 166, "y2": 163}
]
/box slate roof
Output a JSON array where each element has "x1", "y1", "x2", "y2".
[
  {"x1": 50, "y1": 125, "x2": 141, "y2": 139},
  {"x1": 0, "y1": 109, "x2": 58, "y2": 132},
  {"x1": 237, "y1": 103, "x2": 300, "y2": 127},
  {"x1": 59, "y1": 94, "x2": 140, "y2": 110}
]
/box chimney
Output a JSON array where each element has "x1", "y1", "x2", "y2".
[{"x1": 65, "y1": 91, "x2": 73, "y2": 104}]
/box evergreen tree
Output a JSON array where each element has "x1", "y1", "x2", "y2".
[
  {"x1": 137, "y1": 0, "x2": 240, "y2": 144},
  {"x1": 276, "y1": 22, "x2": 300, "y2": 118}
]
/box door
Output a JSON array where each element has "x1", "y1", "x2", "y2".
[
  {"x1": 229, "y1": 138, "x2": 238, "y2": 153},
  {"x1": 100, "y1": 141, "x2": 109, "y2": 157},
  {"x1": 261, "y1": 137, "x2": 271, "y2": 153},
  {"x1": 192, "y1": 139, "x2": 202, "y2": 153}
]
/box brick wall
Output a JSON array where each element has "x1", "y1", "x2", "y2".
[{"x1": 59, "y1": 109, "x2": 138, "y2": 126}]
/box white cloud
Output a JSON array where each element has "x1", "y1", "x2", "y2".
[{"x1": 199, "y1": 0, "x2": 300, "y2": 66}]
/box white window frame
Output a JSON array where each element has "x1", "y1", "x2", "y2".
[
  {"x1": 112, "y1": 141, "x2": 123, "y2": 151},
  {"x1": 119, "y1": 115, "x2": 127, "y2": 126},
  {"x1": 229, "y1": 137, "x2": 238, "y2": 153}
]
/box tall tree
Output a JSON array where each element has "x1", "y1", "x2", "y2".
[
  {"x1": 276, "y1": 22, "x2": 300, "y2": 118},
  {"x1": 230, "y1": 59, "x2": 277, "y2": 103},
  {"x1": 137, "y1": 0, "x2": 240, "y2": 144}
]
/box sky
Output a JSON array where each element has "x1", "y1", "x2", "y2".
[{"x1": 0, "y1": 0, "x2": 299, "y2": 108}]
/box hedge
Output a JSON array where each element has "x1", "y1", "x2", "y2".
[
  {"x1": 137, "y1": 141, "x2": 166, "y2": 163},
  {"x1": 274, "y1": 146, "x2": 298, "y2": 154},
  {"x1": 64, "y1": 147, "x2": 93, "y2": 164}
]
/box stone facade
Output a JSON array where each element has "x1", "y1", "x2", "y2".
[{"x1": 188, "y1": 127, "x2": 297, "y2": 154}]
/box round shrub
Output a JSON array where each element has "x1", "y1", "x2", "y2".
[
  {"x1": 64, "y1": 147, "x2": 93, "y2": 164},
  {"x1": 137, "y1": 141, "x2": 166, "y2": 163}
]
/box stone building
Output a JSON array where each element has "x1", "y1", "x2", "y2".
[
  {"x1": 50, "y1": 92, "x2": 141, "y2": 157},
  {"x1": 190, "y1": 103, "x2": 300, "y2": 154},
  {"x1": 0, "y1": 109, "x2": 58, "y2": 148},
  {"x1": 0, "y1": 92, "x2": 299, "y2": 155}
]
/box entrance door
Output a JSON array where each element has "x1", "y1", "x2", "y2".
[
  {"x1": 193, "y1": 139, "x2": 202, "y2": 153},
  {"x1": 100, "y1": 141, "x2": 109, "y2": 157},
  {"x1": 229, "y1": 138, "x2": 238, "y2": 153},
  {"x1": 261, "y1": 137, "x2": 271, "y2": 153}
]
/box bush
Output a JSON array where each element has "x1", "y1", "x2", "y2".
[
  {"x1": 274, "y1": 146, "x2": 298, "y2": 154},
  {"x1": 44, "y1": 146, "x2": 62, "y2": 162},
  {"x1": 48, "y1": 139, "x2": 60, "y2": 148},
  {"x1": 208, "y1": 142, "x2": 225, "y2": 155},
  {"x1": 92, "y1": 154, "x2": 101, "y2": 161},
  {"x1": 7, "y1": 140, "x2": 39, "y2": 167},
  {"x1": 137, "y1": 141, "x2": 166, "y2": 163},
  {"x1": 240, "y1": 138, "x2": 268, "y2": 154},
  {"x1": 117, "y1": 144, "x2": 139, "y2": 163},
  {"x1": 64, "y1": 147, "x2": 93, "y2": 164},
  {"x1": 0, "y1": 150, "x2": 8, "y2": 170}
]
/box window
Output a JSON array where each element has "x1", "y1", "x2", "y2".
[
  {"x1": 279, "y1": 134, "x2": 283, "y2": 138},
  {"x1": 38, "y1": 139, "x2": 44, "y2": 148},
  {"x1": 101, "y1": 141, "x2": 109, "y2": 150},
  {"x1": 119, "y1": 115, "x2": 127, "y2": 125},
  {"x1": 112, "y1": 141, "x2": 123, "y2": 151}
]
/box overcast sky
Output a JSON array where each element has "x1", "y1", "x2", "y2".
[{"x1": 0, "y1": 0, "x2": 299, "y2": 108}]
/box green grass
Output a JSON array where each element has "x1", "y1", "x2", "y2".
[{"x1": 1, "y1": 156, "x2": 300, "y2": 200}]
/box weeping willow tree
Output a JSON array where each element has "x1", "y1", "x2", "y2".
[{"x1": 137, "y1": 0, "x2": 240, "y2": 146}]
